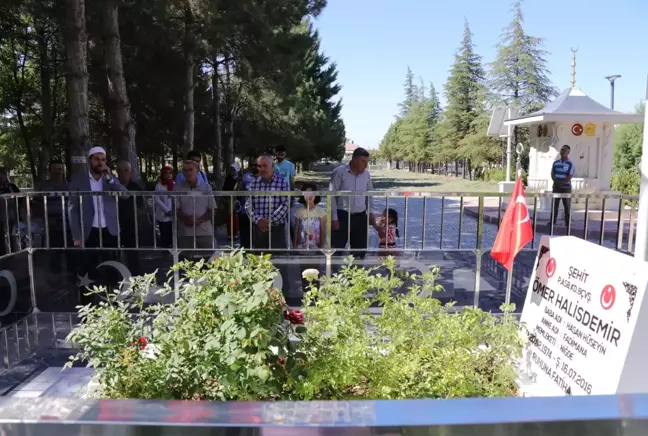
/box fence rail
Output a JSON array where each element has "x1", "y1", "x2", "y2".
[{"x1": 0, "y1": 190, "x2": 638, "y2": 254}]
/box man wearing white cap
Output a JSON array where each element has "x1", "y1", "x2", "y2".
[
  {"x1": 68, "y1": 147, "x2": 127, "y2": 302},
  {"x1": 68, "y1": 146, "x2": 127, "y2": 248}
]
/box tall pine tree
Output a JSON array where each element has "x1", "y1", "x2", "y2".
[
  {"x1": 489, "y1": 0, "x2": 558, "y2": 114},
  {"x1": 398, "y1": 66, "x2": 418, "y2": 117},
  {"x1": 442, "y1": 19, "x2": 485, "y2": 177}
]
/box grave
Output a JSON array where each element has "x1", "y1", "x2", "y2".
[{"x1": 518, "y1": 235, "x2": 648, "y2": 396}]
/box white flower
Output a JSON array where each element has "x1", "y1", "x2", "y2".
[
  {"x1": 142, "y1": 343, "x2": 159, "y2": 360},
  {"x1": 302, "y1": 269, "x2": 320, "y2": 281}
]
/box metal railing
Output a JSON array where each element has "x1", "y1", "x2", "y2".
[
  {"x1": 0, "y1": 190, "x2": 638, "y2": 307},
  {"x1": 0, "y1": 190, "x2": 638, "y2": 253}
]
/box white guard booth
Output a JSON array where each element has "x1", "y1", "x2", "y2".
[{"x1": 504, "y1": 87, "x2": 643, "y2": 211}]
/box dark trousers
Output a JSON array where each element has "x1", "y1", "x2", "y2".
[
  {"x1": 120, "y1": 226, "x2": 141, "y2": 276},
  {"x1": 239, "y1": 214, "x2": 252, "y2": 250},
  {"x1": 45, "y1": 216, "x2": 74, "y2": 273},
  {"x1": 252, "y1": 223, "x2": 289, "y2": 299},
  {"x1": 552, "y1": 186, "x2": 572, "y2": 225},
  {"x1": 79, "y1": 227, "x2": 118, "y2": 306},
  {"x1": 252, "y1": 223, "x2": 287, "y2": 251},
  {"x1": 332, "y1": 210, "x2": 368, "y2": 259},
  {"x1": 158, "y1": 221, "x2": 172, "y2": 248}
]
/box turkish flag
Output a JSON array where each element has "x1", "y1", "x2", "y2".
[{"x1": 491, "y1": 177, "x2": 533, "y2": 271}]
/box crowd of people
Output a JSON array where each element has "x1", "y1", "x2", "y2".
[{"x1": 0, "y1": 145, "x2": 401, "y2": 272}]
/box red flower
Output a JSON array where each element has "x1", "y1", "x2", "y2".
[
  {"x1": 278, "y1": 358, "x2": 286, "y2": 366},
  {"x1": 131, "y1": 337, "x2": 148, "y2": 350},
  {"x1": 283, "y1": 309, "x2": 304, "y2": 325}
]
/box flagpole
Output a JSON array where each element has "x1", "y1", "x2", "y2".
[{"x1": 505, "y1": 267, "x2": 513, "y2": 305}]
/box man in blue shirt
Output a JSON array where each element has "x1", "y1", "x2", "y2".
[
  {"x1": 550, "y1": 145, "x2": 575, "y2": 227},
  {"x1": 273, "y1": 145, "x2": 295, "y2": 190},
  {"x1": 175, "y1": 150, "x2": 208, "y2": 185}
]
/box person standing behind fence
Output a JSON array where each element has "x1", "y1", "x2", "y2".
[
  {"x1": 245, "y1": 155, "x2": 290, "y2": 250},
  {"x1": 68, "y1": 147, "x2": 126, "y2": 304},
  {"x1": 154, "y1": 164, "x2": 174, "y2": 248},
  {"x1": 175, "y1": 160, "x2": 216, "y2": 249},
  {"x1": 329, "y1": 147, "x2": 375, "y2": 259},
  {"x1": 175, "y1": 150, "x2": 208, "y2": 185},
  {"x1": 550, "y1": 145, "x2": 575, "y2": 227},
  {"x1": 0, "y1": 168, "x2": 20, "y2": 255},
  {"x1": 117, "y1": 160, "x2": 143, "y2": 275},
  {"x1": 238, "y1": 161, "x2": 258, "y2": 249},
  {"x1": 36, "y1": 161, "x2": 72, "y2": 270},
  {"x1": 68, "y1": 147, "x2": 126, "y2": 248},
  {"x1": 37, "y1": 162, "x2": 69, "y2": 249}
]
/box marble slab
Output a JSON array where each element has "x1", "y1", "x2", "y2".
[{"x1": 8, "y1": 367, "x2": 94, "y2": 398}]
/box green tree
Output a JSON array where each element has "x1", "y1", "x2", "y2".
[
  {"x1": 441, "y1": 19, "x2": 485, "y2": 178},
  {"x1": 489, "y1": 0, "x2": 558, "y2": 114},
  {"x1": 613, "y1": 102, "x2": 645, "y2": 171},
  {"x1": 397, "y1": 66, "x2": 417, "y2": 118}
]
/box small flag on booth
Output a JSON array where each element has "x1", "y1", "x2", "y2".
[{"x1": 491, "y1": 177, "x2": 534, "y2": 271}]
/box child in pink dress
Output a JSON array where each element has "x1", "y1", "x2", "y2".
[{"x1": 373, "y1": 208, "x2": 399, "y2": 255}]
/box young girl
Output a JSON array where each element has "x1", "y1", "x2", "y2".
[
  {"x1": 293, "y1": 183, "x2": 326, "y2": 250},
  {"x1": 374, "y1": 208, "x2": 399, "y2": 253}
]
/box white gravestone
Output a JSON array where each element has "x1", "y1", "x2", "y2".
[{"x1": 518, "y1": 235, "x2": 648, "y2": 396}]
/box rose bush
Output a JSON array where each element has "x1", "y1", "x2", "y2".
[
  {"x1": 66, "y1": 252, "x2": 307, "y2": 400},
  {"x1": 66, "y1": 252, "x2": 523, "y2": 401}
]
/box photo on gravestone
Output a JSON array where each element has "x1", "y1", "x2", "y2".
[
  {"x1": 0, "y1": 251, "x2": 32, "y2": 328},
  {"x1": 518, "y1": 235, "x2": 648, "y2": 397}
]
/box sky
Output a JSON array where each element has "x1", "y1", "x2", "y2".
[{"x1": 313, "y1": 0, "x2": 648, "y2": 150}]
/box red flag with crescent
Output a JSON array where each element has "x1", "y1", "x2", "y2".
[{"x1": 491, "y1": 177, "x2": 533, "y2": 271}]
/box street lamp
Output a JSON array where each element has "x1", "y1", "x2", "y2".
[{"x1": 604, "y1": 75, "x2": 622, "y2": 110}]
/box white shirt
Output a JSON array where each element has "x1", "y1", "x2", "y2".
[
  {"x1": 89, "y1": 173, "x2": 106, "y2": 228},
  {"x1": 154, "y1": 182, "x2": 173, "y2": 223},
  {"x1": 329, "y1": 164, "x2": 373, "y2": 221}
]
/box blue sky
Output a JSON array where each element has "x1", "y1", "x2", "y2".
[{"x1": 314, "y1": 0, "x2": 648, "y2": 149}]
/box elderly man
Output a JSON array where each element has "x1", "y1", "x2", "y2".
[
  {"x1": 36, "y1": 161, "x2": 71, "y2": 270},
  {"x1": 175, "y1": 159, "x2": 216, "y2": 249},
  {"x1": 329, "y1": 147, "x2": 375, "y2": 259},
  {"x1": 245, "y1": 155, "x2": 290, "y2": 250},
  {"x1": 175, "y1": 150, "x2": 208, "y2": 185},
  {"x1": 68, "y1": 147, "x2": 126, "y2": 304}
]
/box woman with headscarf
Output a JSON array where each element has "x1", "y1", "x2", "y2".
[{"x1": 155, "y1": 164, "x2": 174, "y2": 247}]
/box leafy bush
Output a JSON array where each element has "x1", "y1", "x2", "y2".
[
  {"x1": 612, "y1": 167, "x2": 640, "y2": 196},
  {"x1": 482, "y1": 167, "x2": 527, "y2": 186},
  {"x1": 67, "y1": 252, "x2": 307, "y2": 400},
  {"x1": 297, "y1": 257, "x2": 522, "y2": 399},
  {"x1": 66, "y1": 252, "x2": 523, "y2": 400}
]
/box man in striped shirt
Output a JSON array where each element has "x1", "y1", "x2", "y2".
[
  {"x1": 550, "y1": 145, "x2": 575, "y2": 227},
  {"x1": 245, "y1": 155, "x2": 290, "y2": 250}
]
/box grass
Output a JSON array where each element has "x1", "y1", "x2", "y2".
[{"x1": 297, "y1": 167, "x2": 499, "y2": 193}]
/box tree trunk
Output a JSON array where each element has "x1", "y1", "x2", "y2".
[
  {"x1": 182, "y1": 6, "x2": 195, "y2": 156},
  {"x1": 103, "y1": 0, "x2": 140, "y2": 182},
  {"x1": 64, "y1": 0, "x2": 91, "y2": 178},
  {"x1": 211, "y1": 55, "x2": 223, "y2": 188},
  {"x1": 225, "y1": 116, "x2": 235, "y2": 167},
  {"x1": 36, "y1": 22, "x2": 54, "y2": 182}
]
